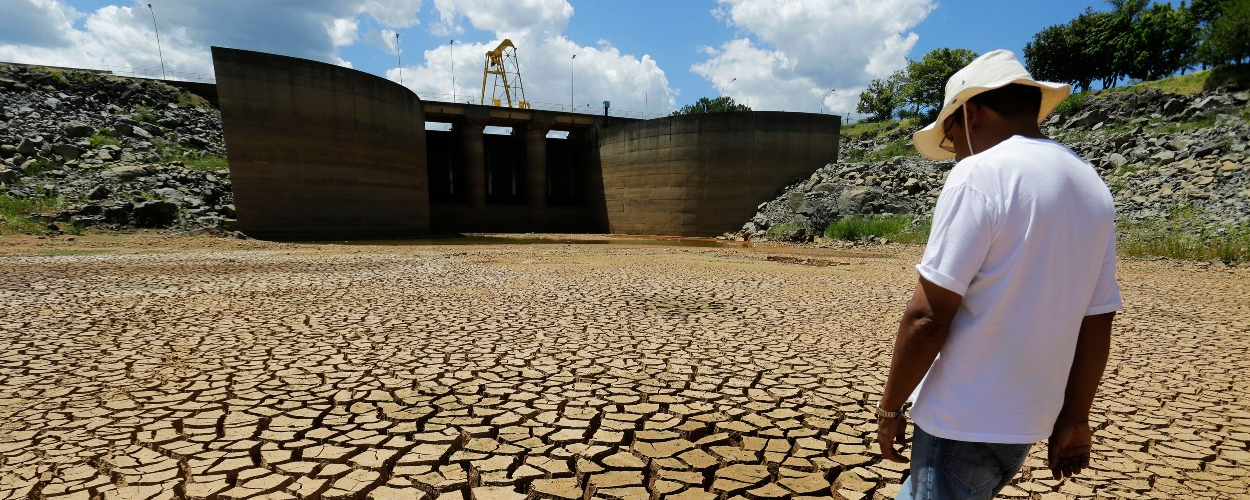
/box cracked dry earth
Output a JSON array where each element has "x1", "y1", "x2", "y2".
[{"x1": 0, "y1": 236, "x2": 1247, "y2": 500}]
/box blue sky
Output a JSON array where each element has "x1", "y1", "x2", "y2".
[{"x1": 0, "y1": 0, "x2": 1127, "y2": 119}]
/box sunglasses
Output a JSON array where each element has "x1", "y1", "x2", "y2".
[{"x1": 939, "y1": 107, "x2": 964, "y2": 153}]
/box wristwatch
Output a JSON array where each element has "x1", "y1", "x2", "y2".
[{"x1": 875, "y1": 402, "x2": 907, "y2": 419}]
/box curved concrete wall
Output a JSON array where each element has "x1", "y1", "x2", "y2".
[
  {"x1": 598, "y1": 112, "x2": 840, "y2": 237},
  {"x1": 212, "y1": 47, "x2": 428, "y2": 240}
]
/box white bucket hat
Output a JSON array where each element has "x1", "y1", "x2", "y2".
[{"x1": 912, "y1": 49, "x2": 1071, "y2": 161}]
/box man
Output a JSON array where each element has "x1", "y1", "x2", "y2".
[{"x1": 874, "y1": 50, "x2": 1122, "y2": 500}]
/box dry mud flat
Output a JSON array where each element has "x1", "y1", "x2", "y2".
[{"x1": 0, "y1": 236, "x2": 1247, "y2": 500}]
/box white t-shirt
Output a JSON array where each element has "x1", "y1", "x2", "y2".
[{"x1": 912, "y1": 135, "x2": 1122, "y2": 444}]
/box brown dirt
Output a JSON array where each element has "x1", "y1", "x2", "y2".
[{"x1": 0, "y1": 234, "x2": 1246, "y2": 499}]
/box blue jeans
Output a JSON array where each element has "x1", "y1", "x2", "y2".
[{"x1": 896, "y1": 425, "x2": 1032, "y2": 500}]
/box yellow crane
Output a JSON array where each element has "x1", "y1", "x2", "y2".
[{"x1": 480, "y1": 39, "x2": 530, "y2": 109}]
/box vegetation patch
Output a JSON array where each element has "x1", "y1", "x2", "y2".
[
  {"x1": 842, "y1": 119, "x2": 914, "y2": 140},
  {"x1": 131, "y1": 106, "x2": 159, "y2": 125},
  {"x1": 177, "y1": 91, "x2": 212, "y2": 109},
  {"x1": 1118, "y1": 205, "x2": 1250, "y2": 263},
  {"x1": 184, "y1": 155, "x2": 229, "y2": 171},
  {"x1": 89, "y1": 128, "x2": 121, "y2": 148},
  {"x1": 21, "y1": 158, "x2": 59, "y2": 177},
  {"x1": 1053, "y1": 91, "x2": 1089, "y2": 116},
  {"x1": 765, "y1": 222, "x2": 807, "y2": 240},
  {"x1": 151, "y1": 138, "x2": 228, "y2": 171},
  {"x1": 825, "y1": 214, "x2": 931, "y2": 244},
  {"x1": 0, "y1": 195, "x2": 63, "y2": 234},
  {"x1": 1203, "y1": 65, "x2": 1250, "y2": 92}
]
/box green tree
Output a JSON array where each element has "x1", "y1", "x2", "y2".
[
  {"x1": 1026, "y1": 9, "x2": 1124, "y2": 92},
  {"x1": 1119, "y1": 3, "x2": 1199, "y2": 81},
  {"x1": 902, "y1": 48, "x2": 979, "y2": 121},
  {"x1": 1199, "y1": 0, "x2": 1250, "y2": 66},
  {"x1": 1192, "y1": 0, "x2": 1232, "y2": 68},
  {"x1": 856, "y1": 70, "x2": 906, "y2": 122},
  {"x1": 1077, "y1": 9, "x2": 1127, "y2": 89},
  {"x1": 1191, "y1": 0, "x2": 1229, "y2": 25},
  {"x1": 670, "y1": 96, "x2": 751, "y2": 116},
  {"x1": 1025, "y1": 23, "x2": 1080, "y2": 87}
]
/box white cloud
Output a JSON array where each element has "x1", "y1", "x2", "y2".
[
  {"x1": 327, "y1": 18, "x2": 360, "y2": 47},
  {"x1": 391, "y1": 33, "x2": 673, "y2": 118},
  {"x1": 694, "y1": 0, "x2": 936, "y2": 115},
  {"x1": 431, "y1": 0, "x2": 572, "y2": 36},
  {"x1": 381, "y1": 29, "x2": 401, "y2": 55},
  {"x1": 0, "y1": 0, "x2": 80, "y2": 47},
  {"x1": 397, "y1": 0, "x2": 672, "y2": 116},
  {"x1": 0, "y1": 0, "x2": 674, "y2": 116},
  {"x1": 359, "y1": 0, "x2": 424, "y2": 28},
  {"x1": 0, "y1": 0, "x2": 429, "y2": 81}
]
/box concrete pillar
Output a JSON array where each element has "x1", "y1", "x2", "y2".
[
  {"x1": 525, "y1": 125, "x2": 551, "y2": 210},
  {"x1": 461, "y1": 121, "x2": 486, "y2": 209}
]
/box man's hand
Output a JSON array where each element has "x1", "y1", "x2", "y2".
[
  {"x1": 876, "y1": 415, "x2": 910, "y2": 463},
  {"x1": 1048, "y1": 420, "x2": 1092, "y2": 479}
]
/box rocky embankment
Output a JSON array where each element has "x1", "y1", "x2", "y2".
[
  {"x1": 740, "y1": 85, "x2": 1250, "y2": 242},
  {"x1": 0, "y1": 63, "x2": 231, "y2": 233}
]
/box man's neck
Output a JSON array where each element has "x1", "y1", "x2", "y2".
[{"x1": 979, "y1": 120, "x2": 1046, "y2": 149}]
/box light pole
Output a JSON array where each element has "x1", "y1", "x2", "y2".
[
  {"x1": 570, "y1": 54, "x2": 576, "y2": 112},
  {"x1": 146, "y1": 4, "x2": 166, "y2": 80},
  {"x1": 396, "y1": 32, "x2": 402, "y2": 86},
  {"x1": 450, "y1": 39, "x2": 455, "y2": 102},
  {"x1": 821, "y1": 88, "x2": 835, "y2": 114},
  {"x1": 724, "y1": 77, "x2": 737, "y2": 95}
]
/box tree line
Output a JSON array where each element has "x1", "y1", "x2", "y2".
[
  {"x1": 857, "y1": 0, "x2": 1249, "y2": 122},
  {"x1": 1025, "y1": 0, "x2": 1247, "y2": 92}
]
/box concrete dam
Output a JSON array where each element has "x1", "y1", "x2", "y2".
[{"x1": 211, "y1": 47, "x2": 841, "y2": 240}]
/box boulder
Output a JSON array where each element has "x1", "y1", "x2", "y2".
[
  {"x1": 1104, "y1": 153, "x2": 1128, "y2": 169},
  {"x1": 131, "y1": 200, "x2": 178, "y2": 227},
  {"x1": 63, "y1": 122, "x2": 94, "y2": 138},
  {"x1": 1161, "y1": 98, "x2": 1186, "y2": 116},
  {"x1": 16, "y1": 136, "x2": 43, "y2": 155},
  {"x1": 87, "y1": 185, "x2": 111, "y2": 201},
  {"x1": 51, "y1": 144, "x2": 83, "y2": 161}
]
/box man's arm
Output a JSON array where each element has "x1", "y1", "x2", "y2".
[
  {"x1": 1049, "y1": 311, "x2": 1115, "y2": 478},
  {"x1": 876, "y1": 277, "x2": 963, "y2": 463}
]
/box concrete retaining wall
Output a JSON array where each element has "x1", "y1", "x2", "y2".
[
  {"x1": 598, "y1": 112, "x2": 840, "y2": 237},
  {"x1": 212, "y1": 47, "x2": 429, "y2": 240}
]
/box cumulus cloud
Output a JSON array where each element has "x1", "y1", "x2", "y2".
[
  {"x1": 431, "y1": 0, "x2": 573, "y2": 36},
  {"x1": 694, "y1": 0, "x2": 935, "y2": 114},
  {"x1": 394, "y1": 0, "x2": 672, "y2": 117},
  {"x1": 327, "y1": 18, "x2": 360, "y2": 47},
  {"x1": 0, "y1": 0, "x2": 674, "y2": 116},
  {"x1": 359, "y1": 0, "x2": 424, "y2": 28},
  {"x1": 391, "y1": 33, "x2": 672, "y2": 118},
  {"x1": 0, "y1": 0, "x2": 425, "y2": 80},
  {"x1": 0, "y1": 0, "x2": 79, "y2": 47}
]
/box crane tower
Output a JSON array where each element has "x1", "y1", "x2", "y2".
[{"x1": 480, "y1": 39, "x2": 530, "y2": 109}]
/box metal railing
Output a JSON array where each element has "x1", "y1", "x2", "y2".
[
  {"x1": 104, "y1": 65, "x2": 216, "y2": 83},
  {"x1": 412, "y1": 89, "x2": 668, "y2": 120}
]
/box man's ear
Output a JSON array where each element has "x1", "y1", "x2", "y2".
[{"x1": 965, "y1": 101, "x2": 983, "y2": 127}]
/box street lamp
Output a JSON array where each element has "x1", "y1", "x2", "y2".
[
  {"x1": 570, "y1": 54, "x2": 576, "y2": 111},
  {"x1": 724, "y1": 77, "x2": 737, "y2": 95},
  {"x1": 146, "y1": 4, "x2": 166, "y2": 80},
  {"x1": 450, "y1": 39, "x2": 455, "y2": 102},
  {"x1": 396, "y1": 32, "x2": 402, "y2": 86},
  {"x1": 821, "y1": 88, "x2": 835, "y2": 114}
]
